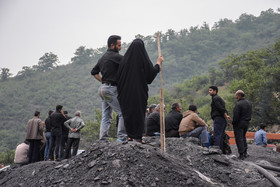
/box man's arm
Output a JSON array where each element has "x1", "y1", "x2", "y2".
[
  {"x1": 76, "y1": 120, "x2": 85, "y2": 131},
  {"x1": 94, "y1": 74, "x2": 102, "y2": 82},
  {"x1": 214, "y1": 97, "x2": 231, "y2": 120},
  {"x1": 193, "y1": 114, "x2": 208, "y2": 127},
  {"x1": 263, "y1": 132, "x2": 267, "y2": 145},
  {"x1": 64, "y1": 119, "x2": 71, "y2": 129},
  {"x1": 232, "y1": 103, "x2": 240, "y2": 125}
]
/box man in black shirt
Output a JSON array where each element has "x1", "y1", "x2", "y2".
[
  {"x1": 209, "y1": 86, "x2": 231, "y2": 151},
  {"x1": 165, "y1": 103, "x2": 183, "y2": 137},
  {"x1": 232, "y1": 90, "x2": 252, "y2": 159},
  {"x1": 61, "y1": 111, "x2": 71, "y2": 159},
  {"x1": 44, "y1": 110, "x2": 53, "y2": 160},
  {"x1": 91, "y1": 35, "x2": 127, "y2": 142},
  {"x1": 49, "y1": 105, "x2": 67, "y2": 160}
]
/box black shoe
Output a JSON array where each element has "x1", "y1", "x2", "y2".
[
  {"x1": 238, "y1": 154, "x2": 245, "y2": 160},
  {"x1": 244, "y1": 152, "x2": 249, "y2": 158}
]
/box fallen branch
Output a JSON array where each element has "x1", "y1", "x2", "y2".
[{"x1": 245, "y1": 161, "x2": 280, "y2": 187}]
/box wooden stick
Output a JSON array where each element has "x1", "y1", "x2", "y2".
[{"x1": 157, "y1": 32, "x2": 166, "y2": 152}]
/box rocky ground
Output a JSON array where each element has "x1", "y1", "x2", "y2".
[{"x1": 0, "y1": 137, "x2": 279, "y2": 187}]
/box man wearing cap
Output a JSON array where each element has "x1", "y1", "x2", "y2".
[{"x1": 232, "y1": 90, "x2": 252, "y2": 160}]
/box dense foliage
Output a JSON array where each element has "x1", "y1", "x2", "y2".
[{"x1": 0, "y1": 9, "x2": 280, "y2": 153}]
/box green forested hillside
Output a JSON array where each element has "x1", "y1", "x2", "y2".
[{"x1": 0, "y1": 9, "x2": 280, "y2": 153}]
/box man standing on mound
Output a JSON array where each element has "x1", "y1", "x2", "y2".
[{"x1": 91, "y1": 35, "x2": 127, "y2": 142}]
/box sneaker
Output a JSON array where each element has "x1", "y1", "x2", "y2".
[{"x1": 116, "y1": 139, "x2": 128, "y2": 144}]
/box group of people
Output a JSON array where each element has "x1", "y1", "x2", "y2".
[
  {"x1": 14, "y1": 105, "x2": 85, "y2": 166},
  {"x1": 91, "y1": 36, "x2": 255, "y2": 160},
  {"x1": 15, "y1": 34, "x2": 264, "y2": 166},
  {"x1": 144, "y1": 87, "x2": 254, "y2": 159}
]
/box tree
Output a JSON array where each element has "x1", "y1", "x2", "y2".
[
  {"x1": 16, "y1": 66, "x2": 34, "y2": 78},
  {"x1": 36, "y1": 52, "x2": 59, "y2": 72},
  {"x1": 0, "y1": 68, "x2": 12, "y2": 81},
  {"x1": 71, "y1": 46, "x2": 94, "y2": 64}
]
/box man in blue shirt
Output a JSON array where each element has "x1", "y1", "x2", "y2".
[{"x1": 255, "y1": 123, "x2": 267, "y2": 146}]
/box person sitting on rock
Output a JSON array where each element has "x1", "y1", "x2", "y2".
[
  {"x1": 14, "y1": 140, "x2": 29, "y2": 166},
  {"x1": 254, "y1": 123, "x2": 267, "y2": 147},
  {"x1": 179, "y1": 105, "x2": 209, "y2": 146},
  {"x1": 146, "y1": 104, "x2": 162, "y2": 136},
  {"x1": 165, "y1": 102, "x2": 183, "y2": 137}
]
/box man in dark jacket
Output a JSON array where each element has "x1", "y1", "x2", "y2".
[
  {"x1": 146, "y1": 104, "x2": 162, "y2": 136},
  {"x1": 44, "y1": 110, "x2": 53, "y2": 160},
  {"x1": 209, "y1": 86, "x2": 231, "y2": 150},
  {"x1": 61, "y1": 111, "x2": 71, "y2": 159},
  {"x1": 25, "y1": 111, "x2": 44, "y2": 163},
  {"x1": 165, "y1": 103, "x2": 183, "y2": 137},
  {"x1": 232, "y1": 90, "x2": 252, "y2": 159},
  {"x1": 49, "y1": 105, "x2": 67, "y2": 161}
]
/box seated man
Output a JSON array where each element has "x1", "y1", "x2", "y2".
[
  {"x1": 255, "y1": 123, "x2": 267, "y2": 146},
  {"x1": 146, "y1": 104, "x2": 161, "y2": 136},
  {"x1": 144, "y1": 104, "x2": 157, "y2": 136},
  {"x1": 179, "y1": 105, "x2": 209, "y2": 145},
  {"x1": 165, "y1": 103, "x2": 183, "y2": 137},
  {"x1": 14, "y1": 140, "x2": 29, "y2": 166}
]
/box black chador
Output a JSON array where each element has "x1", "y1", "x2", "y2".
[{"x1": 117, "y1": 39, "x2": 160, "y2": 140}]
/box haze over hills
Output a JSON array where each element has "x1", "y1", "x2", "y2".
[{"x1": 0, "y1": 9, "x2": 280, "y2": 153}]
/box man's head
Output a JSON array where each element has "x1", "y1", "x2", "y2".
[
  {"x1": 209, "y1": 86, "x2": 218, "y2": 96},
  {"x1": 155, "y1": 104, "x2": 165, "y2": 112},
  {"x1": 107, "y1": 35, "x2": 121, "y2": 52},
  {"x1": 188, "y1": 105, "x2": 197, "y2": 113},
  {"x1": 74, "y1": 111, "x2": 81, "y2": 117},
  {"x1": 172, "y1": 102, "x2": 181, "y2": 113},
  {"x1": 64, "y1": 111, "x2": 68, "y2": 116},
  {"x1": 34, "y1": 111, "x2": 40, "y2": 117},
  {"x1": 56, "y1": 105, "x2": 63, "y2": 112},
  {"x1": 235, "y1": 90, "x2": 245, "y2": 100},
  {"x1": 48, "y1": 110, "x2": 54, "y2": 116},
  {"x1": 149, "y1": 104, "x2": 157, "y2": 113},
  {"x1": 260, "y1": 123, "x2": 266, "y2": 130}
]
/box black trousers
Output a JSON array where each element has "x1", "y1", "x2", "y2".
[
  {"x1": 49, "y1": 135, "x2": 61, "y2": 160},
  {"x1": 64, "y1": 138, "x2": 80, "y2": 159},
  {"x1": 233, "y1": 121, "x2": 249, "y2": 154},
  {"x1": 165, "y1": 129, "x2": 179, "y2": 137},
  {"x1": 60, "y1": 135, "x2": 68, "y2": 159},
  {"x1": 28, "y1": 140, "x2": 41, "y2": 163}
]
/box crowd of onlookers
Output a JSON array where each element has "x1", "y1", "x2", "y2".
[
  {"x1": 143, "y1": 87, "x2": 271, "y2": 159},
  {"x1": 14, "y1": 105, "x2": 85, "y2": 166}
]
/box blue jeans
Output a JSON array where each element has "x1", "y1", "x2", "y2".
[
  {"x1": 181, "y1": 126, "x2": 209, "y2": 144},
  {"x1": 213, "y1": 117, "x2": 227, "y2": 150},
  {"x1": 44, "y1": 132, "x2": 52, "y2": 160},
  {"x1": 98, "y1": 84, "x2": 127, "y2": 141}
]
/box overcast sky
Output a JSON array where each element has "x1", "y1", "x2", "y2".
[{"x1": 0, "y1": 0, "x2": 279, "y2": 75}]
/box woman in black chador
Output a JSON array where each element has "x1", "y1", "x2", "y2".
[{"x1": 117, "y1": 39, "x2": 164, "y2": 142}]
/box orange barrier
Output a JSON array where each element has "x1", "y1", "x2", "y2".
[{"x1": 226, "y1": 131, "x2": 280, "y2": 145}]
